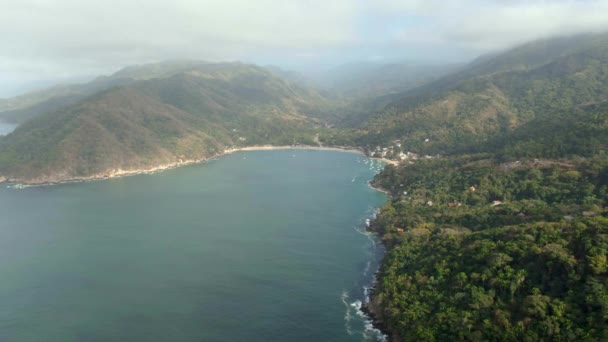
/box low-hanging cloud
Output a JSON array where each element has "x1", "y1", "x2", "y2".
[
  {"x1": 1, "y1": 0, "x2": 608, "y2": 96},
  {"x1": 394, "y1": 0, "x2": 608, "y2": 50}
]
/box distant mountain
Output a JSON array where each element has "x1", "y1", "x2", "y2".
[
  {"x1": 0, "y1": 60, "x2": 288, "y2": 124},
  {"x1": 5, "y1": 33, "x2": 608, "y2": 184},
  {"x1": 319, "y1": 61, "x2": 461, "y2": 99},
  {"x1": 264, "y1": 65, "x2": 314, "y2": 87},
  {"x1": 340, "y1": 33, "x2": 608, "y2": 157},
  {"x1": 302, "y1": 61, "x2": 461, "y2": 127},
  {"x1": 0, "y1": 62, "x2": 332, "y2": 183},
  {"x1": 0, "y1": 76, "x2": 135, "y2": 124},
  {"x1": 0, "y1": 60, "x2": 458, "y2": 126}
]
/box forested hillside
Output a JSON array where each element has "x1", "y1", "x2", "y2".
[
  {"x1": 322, "y1": 33, "x2": 608, "y2": 157},
  {"x1": 0, "y1": 62, "x2": 330, "y2": 183},
  {"x1": 368, "y1": 154, "x2": 608, "y2": 340},
  {"x1": 0, "y1": 32, "x2": 607, "y2": 339},
  {"x1": 0, "y1": 76, "x2": 135, "y2": 124},
  {"x1": 362, "y1": 34, "x2": 608, "y2": 341}
]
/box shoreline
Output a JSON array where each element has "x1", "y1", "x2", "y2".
[
  {"x1": 361, "y1": 301, "x2": 393, "y2": 341},
  {"x1": 362, "y1": 183, "x2": 393, "y2": 340},
  {"x1": 368, "y1": 181, "x2": 391, "y2": 196},
  {"x1": 3, "y1": 142, "x2": 397, "y2": 339},
  {"x1": 3, "y1": 145, "x2": 398, "y2": 187},
  {"x1": 361, "y1": 223, "x2": 395, "y2": 342}
]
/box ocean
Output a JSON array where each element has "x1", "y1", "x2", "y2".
[{"x1": 0, "y1": 149, "x2": 387, "y2": 341}]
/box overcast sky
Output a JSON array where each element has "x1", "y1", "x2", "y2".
[{"x1": 2, "y1": 0, "x2": 608, "y2": 97}]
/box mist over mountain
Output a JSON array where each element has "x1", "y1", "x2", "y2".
[
  {"x1": 2, "y1": 32, "x2": 608, "y2": 184},
  {"x1": 319, "y1": 33, "x2": 608, "y2": 158},
  {"x1": 2, "y1": 1, "x2": 608, "y2": 340},
  {"x1": 309, "y1": 61, "x2": 462, "y2": 98}
]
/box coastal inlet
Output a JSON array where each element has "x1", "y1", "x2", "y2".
[{"x1": 0, "y1": 149, "x2": 387, "y2": 341}]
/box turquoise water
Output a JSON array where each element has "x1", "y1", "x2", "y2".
[{"x1": 0, "y1": 150, "x2": 387, "y2": 341}]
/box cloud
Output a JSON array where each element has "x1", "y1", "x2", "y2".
[
  {"x1": 1, "y1": 0, "x2": 607, "y2": 96},
  {"x1": 0, "y1": 0, "x2": 360, "y2": 78},
  {"x1": 390, "y1": 0, "x2": 608, "y2": 51}
]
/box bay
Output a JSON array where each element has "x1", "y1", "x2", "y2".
[{"x1": 0, "y1": 149, "x2": 387, "y2": 341}]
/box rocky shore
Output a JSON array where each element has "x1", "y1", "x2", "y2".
[{"x1": 361, "y1": 298, "x2": 394, "y2": 342}]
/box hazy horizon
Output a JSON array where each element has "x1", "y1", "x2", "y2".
[{"x1": 2, "y1": 0, "x2": 608, "y2": 97}]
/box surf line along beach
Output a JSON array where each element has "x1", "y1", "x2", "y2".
[{"x1": 3, "y1": 145, "x2": 398, "y2": 186}]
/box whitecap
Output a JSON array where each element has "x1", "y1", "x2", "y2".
[
  {"x1": 7, "y1": 183, "x2": 31, "y2": 190},
  {"x1": 350, "y1": 298, "x2": 388, "y2": 342},
  {"x1": 341, "y1": 290, "x2": 355, "y2": 336}
]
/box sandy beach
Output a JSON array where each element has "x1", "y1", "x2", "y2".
[
  {"x1": 5, "y1": 145, "x2": 399, "y2": 186},
  {"x1": 226, "y1": 145, "x2": 398, "y2": 165},
  {"x1": 226, "y1": 145, "x2": 365, "y2": 154}
]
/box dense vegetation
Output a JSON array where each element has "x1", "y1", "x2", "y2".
[
  {"x1": 361, "y1": 33, "x2": 608, "y2": 341},
  {"x1": 320, "y1": 33, "x2": 608, "y2": 158},
  {"x1": 368, "y1": 154, "x2": 608, "y2": 340},
  {"x1": 0, "y1": 62, "x2": 329, "y2": 182},
  {"x1": 0, "y1": 75, "x2": 136, "y2": 124},
  {"x1": 1, "y1": 33, "x2": 608, "y2": 340}
]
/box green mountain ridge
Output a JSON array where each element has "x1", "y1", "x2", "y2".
[
  {"x1": 0, "y1": 62, "x2": 330, "y2": 183},
  {"x1": 322, "y1": 33, "x2": 608, "y2": 158},
  {"x1": 0, "y1": 60, "x2": 272, "y2": 123},
  {"x1": 359, "y1": 33, "x2": 608, "y2": 340},
  {"x1": 1, "y1": 32, "x2": 608, "y2": 340},
  {"x1": 0, "y1": 76, "x2": 136, "y2": 124},
  {"x1": 2, "y1": 35, "x2": 607, "y2": 183}
]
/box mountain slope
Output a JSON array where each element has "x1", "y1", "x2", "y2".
[
  {"x1": 318, "y1": 61, "x2": 461, "y2": 99},
  {"x1": 0, "y1": 61, "x2": 213, "y2": 116},
  {"x1": 361, "y1": 34, "x2": 608, "y2": 341},
  {"x1": 0, "y1": 76, "x2": 137, "y2": 123},
  {"x1": 338, "y1": 33, "x2": 608, "y2": 156},
  {"x1": 0, "y1": 88, "x2": 217, "y2": 182},
  {"x1": 0, "y1": 62, "x2": 331, "y2": 183},
  {"x1": 0, "y1": 60, "x2": 331, "y2": 125}
]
